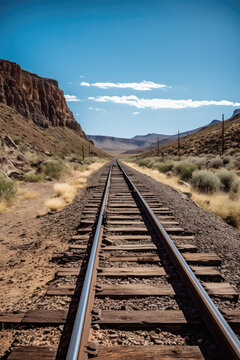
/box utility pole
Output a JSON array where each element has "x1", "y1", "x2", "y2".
[
  {"x1": 157, "y1": 136, "x2": 160, "y2": 157},
  {"x1": 82, "y1": 145, "x2": 85, "y2": 162},
  {"x1": 177, "y1": 130, "x2": 180, "y2": 155},
  {"x1": 221, "y1": 114, "x2": 225, "y2": 155}
]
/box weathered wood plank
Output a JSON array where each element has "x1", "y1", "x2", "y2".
[
  {"x1": 47, "y1": 284, "x2": 175, "y2": 297},
  {"x1": 108, "y1": 253, "x2": 221, "y2": 265},
  {"x1": 108, "y1": 203, "x2": 138, "y2": 208},
  {"x1": 22, "y1": 310, "x2": 68, "y2": 324},
  {"x1": 107, "y1": 221, "x2": 179, "y2": 226},
  {"x1": 102, "y1": 244, "x2": 197, "y2": 252},
  {"x1": 69, "y1": 245, "x2": 87, "y2": 250},
  {"x1": 97, "y1": 267, "x2": 166, "y2": 277},
  {"x1": 106, "y1": 235, "x2": 151, "y2": 240},
  {"x1": 171, "y1": 235, "x2": 195, "y2": 240},
  {"x1": 56, "y1": 266, "x2": 220, "y2": 279},
  {"x1": 1, "y1": 310, "x2": 239, "y2": 330},
  {"x1": 107, "y1": 221, "x2": 144, "y2": 225},
  {"x1": 97, "y1": 310, "x2": 190, "y2": 328},
  {"x1": 221, "y1": 310, "x2": 240, "y2": 331},
  {"x1": 183, "y1": 253, "x2": 221, "y2": 265},
  {"x1": 191, "y1": 266, "x2": 222, "y2": 280},
  {"x1": 108, "y1": 255, "x2": 161, "y2": 262},
  {"x1": 0, "y1": 312, "x2": 25, "y2": 323},
  {"x1": 8, "y1": 346, "x2": 57, "y2": 360},
  {"x1": 96, "y1": 346, "x2": 204, "y2": 359},
  {"x1": 96, "y1": 284, "x2": 175, "y2": 297},
  {"x1": 107, "y1": 227, "x2": 148, "y2": 233},
  {"x1": 203, "y1": 283, "x2": 238, "y2": 299},
  {"x1": 47, "y1": 285, "x2": 75, "y2": 296},
  {"x1": 57, "y1": 267, "x2": 81, "y2": 276},
  {"x1": 108, "y1": 210, "x2": 141, "y2": 214}
]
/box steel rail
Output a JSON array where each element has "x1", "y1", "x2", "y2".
[
  {"x1": 66, "y1": 165, "x2": 112, "y2": 360},
  {"x1": 117, "y1": 160, "x2": 240, "y2": 360}
]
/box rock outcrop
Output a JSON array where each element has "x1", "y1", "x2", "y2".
[{"x1": 0, "y1": 59, "x2": 86, "y2": 136}]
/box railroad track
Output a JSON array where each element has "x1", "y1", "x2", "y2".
[{"x1": 2, "y1": 161, "x2": 240, "y2": 360}]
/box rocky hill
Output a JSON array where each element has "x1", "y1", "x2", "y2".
[
  {"x1": 0, "y1": 60, "x2": 107, "y2": 178},
  {"x1": 88, "y1": 120, "x2": 221, "y2": 155},
  {"x1": 142, "y1": 113, "x2": 240, "y2": 157},
  {"x1": 0, "y1": 59, "x2": 86, "y2": 135},
  {"x1": 0, "y1": 60, "x2": 106, "y2": 155}
]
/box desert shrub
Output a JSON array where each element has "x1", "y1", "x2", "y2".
[
  {"x1": 192, "y1": 170, "x2": 220, "y2": 193},
  {"x1": 24, "y1": 172, "x2": 44, "y2": 182},
  {"x1": 14, "y1": 137, "x2": 21, "y2": 145},
  {"x1": 84, "y1": 156, "x2": 100, "y2": 165},
  {"x1": 19, "y1": 144, "x2": 28, "y2": 153},
  {"x1": 174, "y1": 162, "x2": 197, "y2": 180},
  {"x1": 193, "y1": 157, "x2": 207, "y2": 169},
  {"x1": 222, "y1": 155, "x2": 231, "y2": 165},
  {"x1": 157, "y1": 161, "x2": 174, "y2": 173},
  {"x1": 209, "y1": 156, "x2": 223, "y2": 169},
  {"x1": 234, "y1": 156, "x2": 240, "y2": 169},
  {"x1": 225, "y1": 148, "x2": 239, "y2": 156},
  {"x1": 40, "y1": 161, "x2": 66, "y2": 179},
  {"x1": 226, "y1": 159, "x2": 239, "y2": 170},
  {"x1": 138, "y1": 158, "x2": 152, "y2": 168},
  {"x1": 0, "y1": 177, "x2": 17, "y2": 201},
  {"x1": 55, "y1": 152, "x2": 66, "y2": 160},
  {"x1": 217, "y1": 170, "x2": 240, "y2": 193},
  {"x1": 185, "y1": 156, "x2": 207, "y2": 169}
]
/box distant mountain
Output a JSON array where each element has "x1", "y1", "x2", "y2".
[
  {"x1": 88, "y1": 119, "x2": 221, "y2": 154},
  {"x1": 141, "y1": 114, "x2": 240, "y2": 157},
  {"x1": 232, "y1": 109, "x2": 240, "y2": 118}
]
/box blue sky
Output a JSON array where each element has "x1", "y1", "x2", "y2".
[{"x1": 1, "y1": 0, "x2": 240, "y2": 137}]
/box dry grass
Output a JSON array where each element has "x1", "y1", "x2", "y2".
[
  {"x1": 125, "y1": 162, "x2": 240, "y2": 229},
  {"x1": 45, "y1": 161, "x2": 105, "y2": 211},
  {"x1": 0, "y1": 200, "x2": 7, "y2": 213},
  {"x1": 53, "y1": 183, "x2": 77, "y2": 203},
  {"x1": 45, "y1": 198, "x2": 66, "y2": 211},
  {"x1": 191, "y1": 192, "x2": 240, "y2": 228}
]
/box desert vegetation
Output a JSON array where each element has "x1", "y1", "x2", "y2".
[
  {"x1": 0, "y1": 176, "x2": 17, "y2": 211},
  {"x1": 0, "y1": 150, "x2": 108, "y2": 213},
  {"x1": 125, "y1": 149, "x2": 240, "y2": 229},
  {"x1": 45, "y1": 160, "x2": 106, "y2": 211}
]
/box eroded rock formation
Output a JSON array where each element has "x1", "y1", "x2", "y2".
[{"x1": 0, "y1": 59, "x2": 86, "y2": 136}]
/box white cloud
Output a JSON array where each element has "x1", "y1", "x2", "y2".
[
  {"x1": 80, "y1": 82, "x2": 91, "y2": 87},
  {"x1": 80, "y1": 75, "x2": 84, "y2": 78},
  {"x1": 81, "y1": 80, "x2": 168, "y2": 91},
  {"x1": 133, "y1": 111, "x2": 140, "y2": 115},
  {"x1": 65, "y1": 95, "x2": 80, "y2": 102},
  {"x1": 89, "y1": 95, "x2": 240, "y2": 109},
  {"x1": 88, "y1": 107, "x2": 105, "y2": 112}
]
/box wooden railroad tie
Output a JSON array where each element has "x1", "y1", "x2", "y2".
[
  {"x1": 46, "y1": 282, "x2": 238, "y2": 299},
  {"x1": 1, "y1": 309, "x2": 239, "y2": 330}
]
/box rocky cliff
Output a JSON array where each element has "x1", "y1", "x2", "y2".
[{"x1": 0, "y1": 59, "x2": 86, "y2": 136}]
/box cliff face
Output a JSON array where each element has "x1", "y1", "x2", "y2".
[{"x1": 0, "y1": 59, "x2": 86, "y2": 137}]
